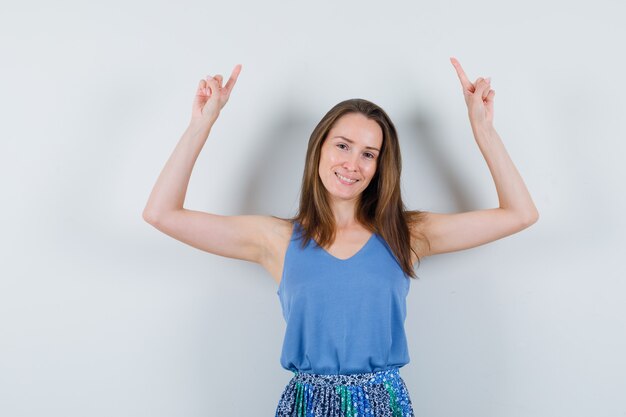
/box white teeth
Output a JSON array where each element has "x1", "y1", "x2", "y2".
[{"x1": 336, "y1": 172, "x2": 357, "y2": 183}]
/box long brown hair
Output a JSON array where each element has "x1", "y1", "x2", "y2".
[{"x1": 280, "y1": 98, "x2": 430, "y2": 279}]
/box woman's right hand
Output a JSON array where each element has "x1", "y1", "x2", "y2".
[{"x1": 191, "y1": 64, "x2": 242, "y2": 126}]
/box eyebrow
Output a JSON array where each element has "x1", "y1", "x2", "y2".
[{"x1": 332, "y1": 136, "x2": 380, "y2": 152}]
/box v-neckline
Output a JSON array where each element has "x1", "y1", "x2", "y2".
[{"x1": 316, "y1": 233, "x2": 376, "y2": 262}]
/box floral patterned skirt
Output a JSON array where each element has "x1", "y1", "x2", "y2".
[{"x1": 274, "y1": 367, "x2": 414, "y2": 417}]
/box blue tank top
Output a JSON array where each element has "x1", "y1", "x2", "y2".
[{"x1": 276, "y1": 220, "x2": 411, "y2": 375}]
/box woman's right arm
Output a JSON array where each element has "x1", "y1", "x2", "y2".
[{"x1": 141, "y1": 65, "x2": 274, "y2": 265}]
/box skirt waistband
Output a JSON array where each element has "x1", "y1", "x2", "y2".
[
  {"x1": 276, "y1": 367, "x2": 414, "y2": 416},
  {"x1": 291, "y1": 367, "x2": 402, "y2": 387}
]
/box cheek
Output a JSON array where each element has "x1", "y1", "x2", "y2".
[
  {"x1": 320, "y1": 146, "x2": 331, "y2": 161},
  {"x1": 326, "y1": 150, "x2": 340, "y2": 165},
  {"x1": 366, "y1": 162, "x2": 378, "y2": 176}
]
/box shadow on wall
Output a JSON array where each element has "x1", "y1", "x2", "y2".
[
  {"x1": 238, "y1": 101, "x2": 319, "y2": 218},
  {"x1": 235, "y1": 97, "x2": 483, "y2": 220},
  {"x1": 404, "y1": 107, "x2": 481, "y2": 213}
]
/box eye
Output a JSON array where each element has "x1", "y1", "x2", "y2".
[{"x1": 336, "y1": 143, "x2": 376, "y2": 159}]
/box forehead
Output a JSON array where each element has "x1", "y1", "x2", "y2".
[{"x1": 327, "y1": 113, "x2": 383, "y2": 149}]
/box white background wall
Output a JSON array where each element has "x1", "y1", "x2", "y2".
[{"x1": 1, "y1": 0, "x2": 624, "y2": 416}]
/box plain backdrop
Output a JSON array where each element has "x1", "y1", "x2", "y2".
[{"x1": 1, "y1": 0, "x2": 625, "y2": 416}]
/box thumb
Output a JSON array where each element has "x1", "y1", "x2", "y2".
[
  {"x1": 485, "y1": 89, "x2": 495, "y2": 105},
  {"x1": 193, "y1": 79, "x2": 208, "y2": 106},
  {"x1": 204, "y1": 77, "x2": 220, "y2": 99},
  {"x1": 474, "y1": 77, "x2": 491, "y2": 101}
]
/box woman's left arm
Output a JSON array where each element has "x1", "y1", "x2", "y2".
[
  {"x1": 411, "y1": 58, "x2": 539, "y2": 258},
  {"x1": 450, "y1": 56, "x2": 539, "y2": 220}
]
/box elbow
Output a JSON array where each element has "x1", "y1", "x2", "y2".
[
  {"x1": 522, "y1": 210, "x2": 539, "y2": 227},
  {"x1": 143, "y1": 208, "x2": 183, "y2": 225},
  {"x1": 503, "y1": 207, "x2": 539, "y2": 227},
  {"x1": 142, "y1": 208, "x2": 161, "y2": 225}
]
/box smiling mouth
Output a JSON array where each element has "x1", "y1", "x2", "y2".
[{"x1": 335, "y1": 172, "x2": 359, "y2": 184}]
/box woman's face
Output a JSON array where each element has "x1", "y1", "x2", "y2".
[{"x1": 318, "y1": 112, "x2": 383, "y2": 203}]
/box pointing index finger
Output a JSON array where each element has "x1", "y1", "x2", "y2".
[
  {"x1": 450, "y1": 57, "x2": 473, "y2": 91},
  {"x1": 223, "y1": 64, "x2": 242, "y2": 93}
]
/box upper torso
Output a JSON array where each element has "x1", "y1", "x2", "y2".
[
  {"x1": 275, "y1": 219, "x2": 412, "y2": 374},
  {"x1": 261, "y1": 218, "x2": 420, "y2": 285}
]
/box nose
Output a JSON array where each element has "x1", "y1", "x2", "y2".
[{"x1": 342, "y1": 152, "x2": 359, "y2": 172}]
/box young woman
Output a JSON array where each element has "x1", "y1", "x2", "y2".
[{"x1": 143, "y1": 58, "x2": 539, "y2": 417}]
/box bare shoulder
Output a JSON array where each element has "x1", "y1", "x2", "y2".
[
  {"x1": 407, "y1": 210, "x2": 432, "y2": 263},
  {"x1": 258, "y1": 217, "x2": 296, "y2": 285}
]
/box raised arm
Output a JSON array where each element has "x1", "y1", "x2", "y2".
[
  {"x1": 411, "y1": 58, "x2": 539, "y2": 258},
  {"x1": 142, "y1": 65, "x2": 275, "y2": 264}
]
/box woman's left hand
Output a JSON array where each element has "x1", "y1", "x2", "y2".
[{"x1": 450, "y1": 57, "x2": 495, "y2": 129}]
